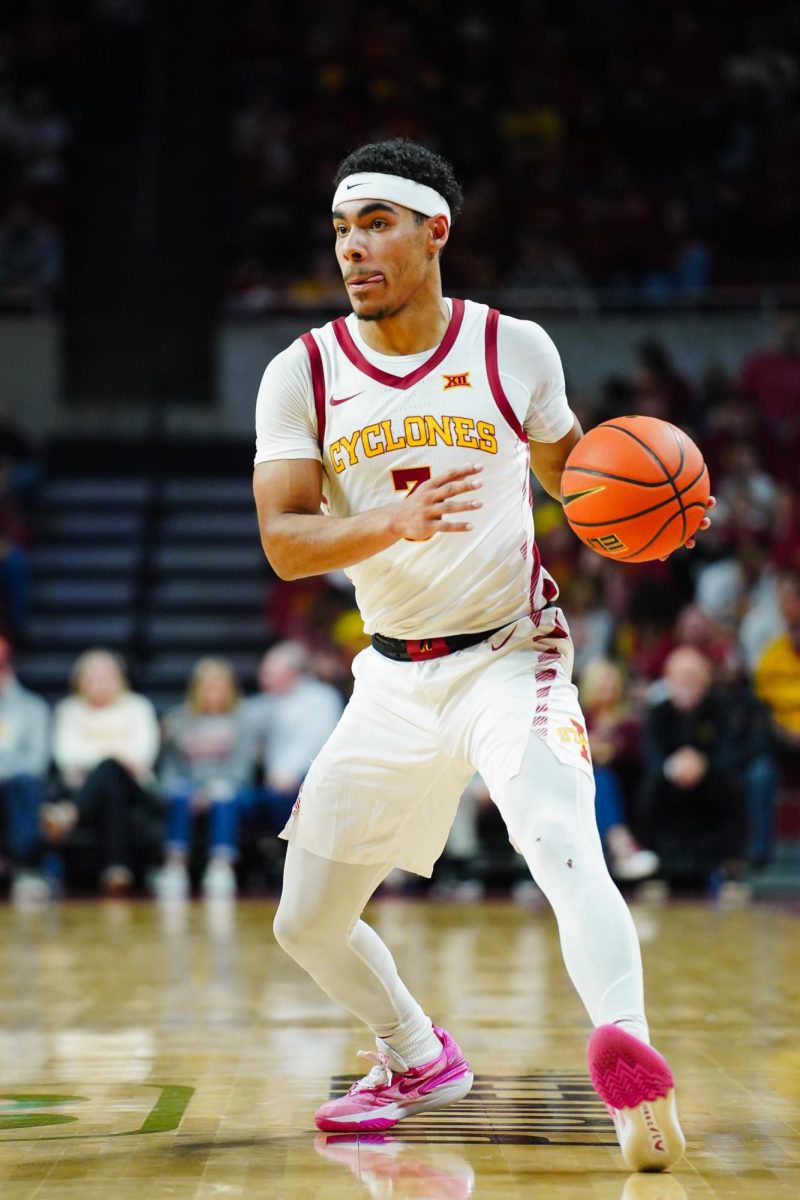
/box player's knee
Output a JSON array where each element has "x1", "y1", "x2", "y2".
[
  {"x1": 272, "y1": 903, "x2": 328, "y2": 963},
  {"x1": 272, "y1": 905, "x2": 308, "y2": 961},
  {"x1": 524, "y1": 810, "x2": 576, "y2": 864},
  {"x1": 518, "y1": 807, "x2": 605, "y2": 883}
]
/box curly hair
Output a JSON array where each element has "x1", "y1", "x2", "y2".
[{"x1": 334, "y1": 138, "x2": 464, "y2": 222}]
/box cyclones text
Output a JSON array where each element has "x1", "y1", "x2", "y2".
[{"x1": 329, "y1": 414, "x2": 498, "y2": 475}]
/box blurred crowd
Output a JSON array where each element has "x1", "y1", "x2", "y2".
[
  {"x1": 3, "y1": 4, "x2": 798, "y2": 311},
  {"x1": 2, "y1": 315, "x2": 800, "y2": 904},
  {"x1": 228, "y1": 0, "x2": 800, "y2": 308},
  {"x1": 0, "y1": 638, "x2": 344, "y2": 902},
  {"x1": 0, "y1": 2, "x2": 77, "y2": 310}
]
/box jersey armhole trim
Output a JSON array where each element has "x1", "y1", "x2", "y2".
[
  {"x1": 485, "y1": 309, "x2": 527, "y2": 444},
  {"x1": 300, "y1": 332, "x2": 326, "y2": 450}
]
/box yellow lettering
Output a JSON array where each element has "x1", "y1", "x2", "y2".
[
  {"x1": 362, "y1": 424, "x2": 386, "y2": 457},
  {"x1": 380, "y1": 420, "x2": 407, "y2": 453},
  {"x1": 476, "y1": 420, "x2": 498, "y2": 454},
  {"x1": 424, "y1": 414, "x2": 454, "y2": 446},
  {"x1": 329, "y1": 440, "x2": 346, "y2": 474},
  {"x1": 451, "y1": 416, "x2": 479, "y2": 449},
  {"x1": 338, "y1": 430, "x2": 361, "y2": 467},
  {"x1": 404, "y1": 416, "x2": 427, "y2": 447}
]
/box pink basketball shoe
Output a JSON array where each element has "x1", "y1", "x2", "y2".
[
  {"x1": 588, "y1": 1024, "x2": 686, "y2": 1172},
  {"x1": 314, "y1": 1026, "x2": 474, "y2": 1133}
]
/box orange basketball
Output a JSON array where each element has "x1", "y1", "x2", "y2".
[{"x1": 560, "y1": 415, "x2": 710, "y2": 563}]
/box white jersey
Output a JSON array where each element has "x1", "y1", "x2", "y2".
[{"x1": 255, "y1": 298, "x2": 574, "y2": 639}]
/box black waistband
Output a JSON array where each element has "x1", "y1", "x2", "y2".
[{"x1": 371, "y1": 625, "x2": 505, "y2": 663}]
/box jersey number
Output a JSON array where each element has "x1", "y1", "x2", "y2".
[
  {"x1": 391, "y1": 467, "x2": 432, "y2": 496},
  {"x1": 391, "y1": 467, "x2": 432, "y2": 542}
]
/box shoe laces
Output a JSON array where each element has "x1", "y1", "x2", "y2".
[{"x1": 352, "y1": 1046, "x2": 409, "y2": 1093}]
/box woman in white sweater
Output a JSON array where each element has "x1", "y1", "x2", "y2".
[{"x1": 46, "y1": 648, "x2": 162, "y2": 895}]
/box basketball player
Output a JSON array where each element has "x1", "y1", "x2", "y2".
[{"x1": 253, "y1": 139, "x2": 699, "y2": 1171}]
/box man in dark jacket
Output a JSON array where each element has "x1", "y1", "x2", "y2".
[{"x1": 643, "y1": 646, "x2": 748, "y2": 892}]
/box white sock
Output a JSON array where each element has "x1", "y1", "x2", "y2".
[
  {"x1": 613, "y1": 1016, "x2": 651, "y2": 1045},
  {"x1": 376, "y1": 1015, "x2": 441, "y2": 1068}
]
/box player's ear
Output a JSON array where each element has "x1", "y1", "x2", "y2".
[{"x1": 427, "y1": 214, "x2": 450, "y2": 256}]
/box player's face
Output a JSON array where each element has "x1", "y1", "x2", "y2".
[{"x1": 332, "y1": 200, "x2": 432, "y2": 322}]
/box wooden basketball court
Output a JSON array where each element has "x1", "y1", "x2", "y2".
[{"x1": 1, "y1": 894, "x2": 798, "y2": 1199}]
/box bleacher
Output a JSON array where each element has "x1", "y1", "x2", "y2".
[{"x1": 18, "y1": 438, "x2": 273, "y2": 711}]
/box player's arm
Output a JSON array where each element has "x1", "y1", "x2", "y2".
[
  {"x1": 529, "y1": 416, "x2": 583, "y2": 501},
  {"x1": 253, "y1": 459, "x2": 483, "y2": 580},
  {"x1": 497, "y1": 314, "x2": 582, "y2": 501}
]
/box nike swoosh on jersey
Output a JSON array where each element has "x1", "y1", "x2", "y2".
[
  {"x1": 491, "y1": 625, "x2": 517, "y2": 652},
  {"x1": 330, "y1": 391, "x2": 364, "y2": 406}
]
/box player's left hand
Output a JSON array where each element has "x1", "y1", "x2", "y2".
[
  {"x1": 684, "y1": 494, "x2": 716, "y2": 550},
  {"x1": 659, "y1": 495, "x2": 715, "y2": 560}
]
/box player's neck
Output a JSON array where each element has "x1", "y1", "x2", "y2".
[{"x1": 356, "y1": 286, "x2": 450, "y2": 357}]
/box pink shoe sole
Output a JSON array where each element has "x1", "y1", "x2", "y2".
[{"x1": 588, "y1": 1024, "x2": 686, "y2": 1172}]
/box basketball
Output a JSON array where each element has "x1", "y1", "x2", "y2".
[{"x1": 560, "y1": 415, "x2": 710, "y2": 563}]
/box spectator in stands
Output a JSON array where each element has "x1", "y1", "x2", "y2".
[
  {"x1": 155, "y1": 658, "x2": 252, "y2": 901},
  {"x1": 713, "y1": 442, "x2": 778, "y2": 539},
  {"x1": 719, "y1": 663, "x2": 778, "y2": 869},
  {"x1": 695, "y1": 538, "x2": 775, "y2": 640},
  {"x1": 641, "y1": 647, "x2": 749, "y2": 898},
  {"x1": 753, "y1": 568, "x2": 800, "y2": 782},
  {"x1": 563, "y1": 573, "x2": 614, "y2": 678},
  {"x1": 0, "y1": 200, "x2": 60, "y2": 311},
  {"x1": 741, "y1": 314, "x2": 800, "y2": 480},
  {"x1": 44, "y1": 649, "x2": 162, "y2": 896},
  {"x1": 242, "y1": 640, "x2": 343, "y2": 835},
  {"x1": 579, "y1": 657, "x2": 659, "y2": 882},
  {"x1": 632, "y1": 340, "x2": 694, "y2": 427},
  {"x1": 0, "y1": 636, "x2": 51, "y2": 902}
]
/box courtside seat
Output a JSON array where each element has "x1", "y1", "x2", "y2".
[
  {"x1": 25, "y1": 614, "x2": 136, "y2": 647},
  {"x1": 149, "y1": 578, "x2": 266, "y2": 611},
  {"x1": 142, "y1": 613, "x2": 268, "y2": 649},
  {"x1": 29, "y1": 544, "x2": 142, "y2": 573},
  {"x1": 159, "y1": 511, "x2": 259, "y2": 541},
  {"x1": 38, "y1": 478, "x2": 152, "y2": 507},
  {"x1": 151, "y1": 543, "x2": 265, "y2": 573},
  {"x1": 36, "y1": 511, "x2": 144, "y2": 540},
  {"x1": 32, "y1": 579, "x2": 136, "y2": 610},
  {"x1": 161, "y1": 478, "x2": 253, "y2": 506}
]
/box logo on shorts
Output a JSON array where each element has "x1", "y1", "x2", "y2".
[
  {"x1": 491, "y1": 625, "x2": 517, "y2": 652},
  {"x1": 556, "y1": 719, "x2": 591, "y2": 764},
  {"x1": 442, "y1": 371, "x2": 471, "y2": 390},
  {"x1": 291, "y1": 785, "x2": 304, "y2": 815}
]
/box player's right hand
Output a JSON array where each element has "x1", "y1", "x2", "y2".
[{"x1": 388, "y1": 465, "x2": 483, "y2": 542}]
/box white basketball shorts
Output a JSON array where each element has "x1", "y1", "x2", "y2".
[{"x1": 279, "y1": 608, "x2": 594, "y2": 877}]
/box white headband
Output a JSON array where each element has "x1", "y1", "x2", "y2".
[{"x1": 332, "y1": 172, "x2": 451, "y2": 223}]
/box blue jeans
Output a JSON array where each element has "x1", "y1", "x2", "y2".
[
  {"x1": 248, "y1": 785, "x2": 299, "y2": 834},
  {"x1": 166, "y1": 786, "x2": 249, "y2": 858},
  {"x1": 745, "y1": 754, "x2": 777, "y2": 865},
  {"x1": 593, "y1": 766, "x2": 626, "y2": 841},
  {"x1": 0, "y1": 773, "x2": 46, "y2": 866}
]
